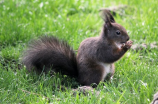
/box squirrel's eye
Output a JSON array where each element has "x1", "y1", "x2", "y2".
[{"x1": 116, "y1": 30, "x2": 121, "y2": 35}]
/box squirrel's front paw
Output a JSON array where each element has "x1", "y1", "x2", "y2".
[
  {"x1": 122, "y1": 40, "x2": 133, "y2": 49},
  {"x1": 125, "y1": 40, "x2": 133, "y2": 49}
]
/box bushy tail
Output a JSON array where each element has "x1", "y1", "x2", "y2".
[{"x1": 22, "y1": 36, "x2": 78, "y2": 77}]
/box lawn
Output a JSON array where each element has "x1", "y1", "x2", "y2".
[{"x1": 0, "y1": 0, "x2": 158, "y2": 103}]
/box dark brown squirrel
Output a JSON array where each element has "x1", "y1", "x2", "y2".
[{"x1": 22, "y1": 10, "x2": 132, "y2": 86}]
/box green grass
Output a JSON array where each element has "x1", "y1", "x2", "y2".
[{"x1": 0, "y1": 0, "x2": 158, "y2": 103}]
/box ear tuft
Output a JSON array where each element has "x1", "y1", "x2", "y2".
[{"x1": 99, "y1": 9, "x2": 116, "y2": 23}]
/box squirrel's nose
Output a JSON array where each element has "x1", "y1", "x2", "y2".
[{"x1": 126, "y1": 37, "x2": 129, "y2": 41}]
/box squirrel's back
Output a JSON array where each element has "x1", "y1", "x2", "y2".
[{"x1": 22, "y1": 36, "x2": 78, "y2": 77}]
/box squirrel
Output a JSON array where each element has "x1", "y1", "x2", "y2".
[{"x1": 22, "y1": 10, "x2": 133, "y2": 86}]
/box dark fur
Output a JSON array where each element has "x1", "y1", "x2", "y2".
[
  {"x1": 22, "y1": 10, "x2": 132, "y2": 86},
  {"x1": 22, "y1": 36, "x2": 78, "y2": 77},
  {"x1": 77, "y1": 10, "x2": 132, "y2": 85}
]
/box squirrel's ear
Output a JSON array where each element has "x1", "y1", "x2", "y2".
[
  {"x1": 100, "y1": 9, "x2": 116, "y2": 23},
  {"x1": 106, "y1": 10, "x2": 115, "y2": 23},
  {"x1": 105, "y1": 14, "x2": 112, "y2": 27},
  {"x1": 103, "y1": 15, "x2": 111, "y2": 36}
]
